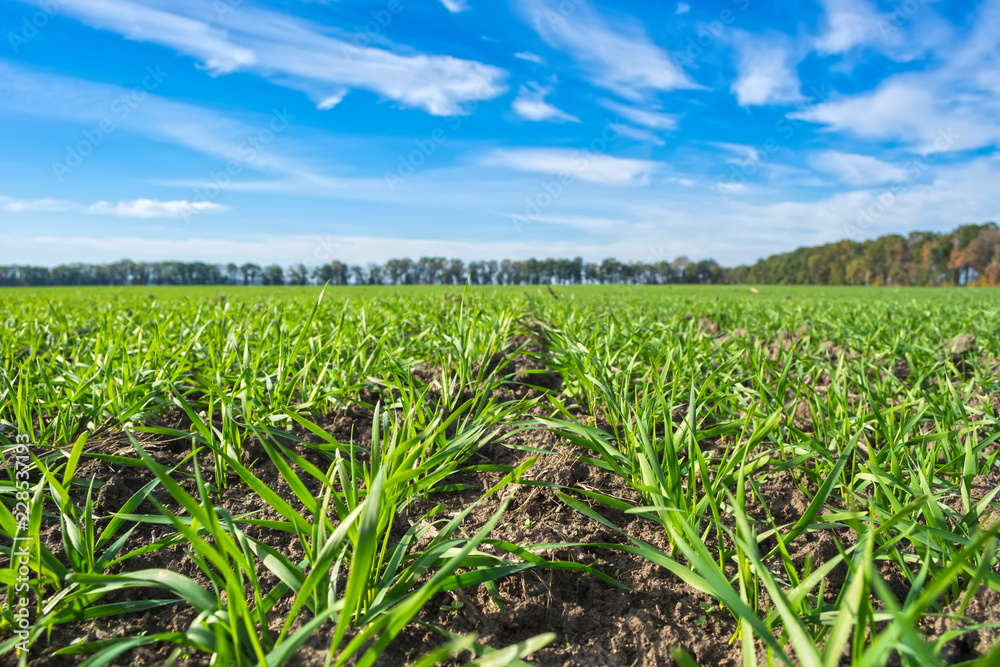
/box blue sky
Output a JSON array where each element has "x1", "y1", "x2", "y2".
[{"x1": 2, "y1": 0, "x2": 999, "y2": 267}]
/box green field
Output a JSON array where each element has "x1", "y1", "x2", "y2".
[{"x1": 2, "y1": 285, "x2": 1000, "y2": 666}]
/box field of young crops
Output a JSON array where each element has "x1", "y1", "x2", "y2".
[{"x1": 2, "y1": 284, "x2": 999, "y2": 667}]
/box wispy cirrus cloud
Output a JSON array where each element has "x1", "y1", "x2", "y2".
[
  {"x1": 813, "y1": 0, "x2": 949, "y2": 61},
  {"x1": 482, "y1": 148, "x2": 657, "y2": 186},
  {"x1": 788, "y1": 77, "x2": 993, "y2": 153},
  {"x1": 599, "y1": 99, "x2": 677, "y2": 130},
  {"x1": 809, "y1": 150, "x2": 909, "y2": 186},
  {"x1": 599, "y1": 99, "x2": 675, "y2": 145},
  {"x1": 712, "y1": 142, "x2": 762, "y2": 166},
  {"x1": 0, "y1": 196, "x2": 78, "y2": 213},
  {"x1": 730, "y1": 32, "x2": 804, "y2": 107},
  {"x1": 517, "y1": 0, "x2": 699, "y2": 100},
  {"x1": 438, "y1": 0, "x2": 469, "y2": 12},
  {"x1": 15, "y1": 0, "x2": 506, "y2": 116},
  {"x1": 815, "y1": 0, "x2": 886, "y2": 55},
  {"x1": 608, "y1": 124, "x2": 664, "y2": 146},
  {"x1": 512, "y1": 82, "x2": 580, "y2": 122},
  {"x1": 514, "y1": 51, "x2": 546, "y2": 65},
  {"x1": 0, "y1": 62, "x2": 337, "y2": 184},
  {"x1": 88, "y1": 199, "x2": 228, "y2": 218},
  {"x1": 1, "y1": 194, "x2": 228, "y2": 218}
]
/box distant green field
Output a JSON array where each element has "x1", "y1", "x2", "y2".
[
  {"x1": 3, "y1": 282, "x2": 1000, "y2": 312},
  {"x1": 2, "y1": 284, "x2": 1000, "y2": 665}
]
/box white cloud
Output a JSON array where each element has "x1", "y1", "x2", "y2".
[
  {"x1": 0, "y1": 62, "x2": 342, "y2": 183},
  {"x1": 521, "y1": 214, "x2": 621, "y2": 233},
  {"x1": 676, "y1": 3, "x2": 690, "y2": 15},
  {"x1": 511, "y1": 82, "x2": 580, "y2": 122},
  {"x1": 19, "y1": 0, "x2": 506, "y2": 116},
  {"x1": 514, "y1": 51, "x2": 547, "y2": 65},
  {"x1": 0, "y1": 196, "x2": 78, "y2": 213},
  {"x1": 712, "y1": 143, "x2": 762, "y2": 166},
  {"x1": 948, "y1": 0, "x2": 1000, "y2": 87},
  {"x1": 316, "y1": 89, "x2": 348, "y2": 110},
  {"x1": 87, "y1": 199, "x2": 229, "y2": 218},
  {"x1": 438, "y1": 0, "x2": 469, "y2": 12},
  {"x1": 31, "y1": 0, "x2": 256, "y2": 74},
  {"x1": 600, "y1": 99, "x2": 677, "y2": 130},
  {"x1": 518, "y1": 0, "x2": 699, "y2": 100},
  {"x1": 791, "y1": 0, "x2": 1000, "y2": 153},
  {"x1": 483, "y1": 148, "x2": 657, "y2": 186},
  {"x1": 815, "y1": 0, "x2": 885, "y2": 55},
  {"x1": 789, "y1": 80, "x2": 929, "y2": 141},
  {"x1": 812, "y1": 0, "x2": 947, "y2": 62},
  {"x1": 788, "y1": 77, "x2": 993, "y2": 153},
  {"x1": 810, "y1": 151, "x2": 909, "y2": 186},
  {"x1": 715, "y1": 182, "x2": 747, "y2": 196},
  {"x1": 730, "y1": 33, "x2": 804, "y2": 106},
  {"x1": 0, "y1": 195, "x2": 228, "y2": 218},
  {"x1": 608, "y1": 124, "x2": 665, "y2": 145}
]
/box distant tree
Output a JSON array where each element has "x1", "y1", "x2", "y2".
[
  {"x1": 509, "y1": 261, "x2": 526, "y2": 285},
  {"x1": 445, "y1": 258, "x2": 466, "y2": 284},
  {"x1": 312, "y1": 264, "x2": 333, "y2": 284},
  {"x1": 653, "y1": 260, "x2": 675, "y2": 284},
  {"x1": 568, "y1": 257, "x2": 583, "y2": 284},
  {"x1": 350, "y1": 265, "x2": 366, "y2": 285},
  {"x1": 287, "y1": 264, "x2": 309, "y2": 286},
  {"x1": 540, "y1": 258, "x2": 556, "y2": 284},
  {"x1": 524, "y1": 258, "x2": 539, "y2": 284},
  {"x1": 466, "y1": 261, "x2": 482, "y2": 285},
  {"x1": 497, "y1": 260, "x2": 513, "y2": 285},
  {"x1": 51, "y1": 264, "x2": 81, "y2": 286},
  {"x1": 384, "y1": 258, "x2": 413, "y2": 285},
  {"x1": 367, "y1": 263, "x2": 384, "y2": 285},
  {"x1": 599, "y1": 258, "x2": 621, "y2": 284},
  {"x1": 239, "y1": 263, "x2": 261, "y2": 285},
  {"x1": 331, "y1": 261, "x2": 349, "y2": 285},
  {"x1": 484, "y1": 260, "x2": 499, "y2": 285},
  {"x1": 132, "y1": 262, "x2": 151, "y2": 285},
  {"x1": 417, "y1": 257, "x2": 446, "y2": 284},
  {"x1": 688, "y1": 259, "x2": 724, "y2": 284},
  {"x1": 262, "y1": 264, "x2": 284, "y2": 285}
]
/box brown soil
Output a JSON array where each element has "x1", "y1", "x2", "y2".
[
  {"x1": 923, "y1": 586, "x2": 1000, "y2": 662},
  {"x1": 408, "y1": 425, "x2": 744, "y2": 667},
  {"x1": 24, "y1": 405, "x2": 381, "y2": 667},
  {"x1": 15, "y1": 328, "x2": 1000, "y2": 666},
  {"x1": 699, "y1": 317, "x2": 722, "y2": 337},
  {"x1": 22, "y1": 400, "x2": 757, "y2": 667}
]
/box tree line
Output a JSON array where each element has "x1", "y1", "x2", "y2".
[
  {"x1": 728, "y1": 222, "x2": 1000, "y2": 286},
  {"x1": 0, "y1": 256, "x2": 723, "y2": 287},
  {"x1": 2, "y1": 222, "x2": 998, "y2": 287}
]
